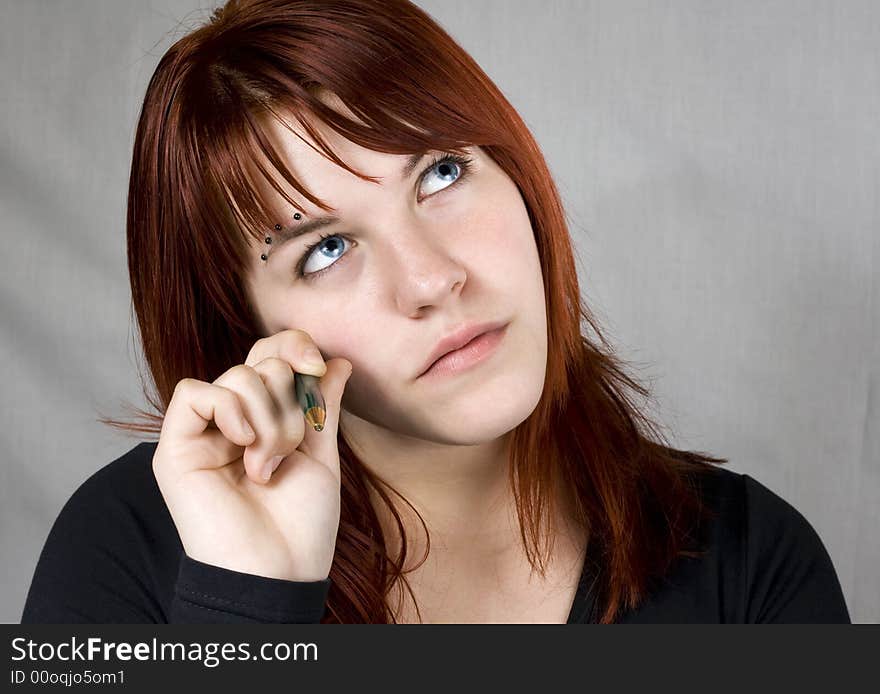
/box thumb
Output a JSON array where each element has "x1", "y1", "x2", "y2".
[{"x1": 298, "y1": 357, "x2": 352, "y2": 473}]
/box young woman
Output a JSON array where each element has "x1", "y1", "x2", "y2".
[{"x1": 22, "y1": 0, "x2": 849, "y2": 623}]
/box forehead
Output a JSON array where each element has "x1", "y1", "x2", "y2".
[{"x1": 254, "y1": 93, "x2": 407, "y2": 217}]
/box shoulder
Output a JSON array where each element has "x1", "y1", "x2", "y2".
[
  {"x1": 72, "y1": 440, "x2": 160, "y2": 503},
  {"x1": 64, "y1": 440, "x2": 158, "y2": 500},
  {"x1": 687, "y1": 464, "x2": 829, "y2": 548},
  {"x1": 691, "y1": 465, "x2": 850, "y2": 623},
  {"x1": 695, "y1": 466, "x2": 837, "y2": 578},
  {"x1": 21, "y1": 441, "x2": 180, "y2": 622},
  {"x1": 735, "y1": 472, "x2": 850, "y2": 622},
  {"x1": 51, "y1": 441, "x2": 168, "y2": 536},
  {"x1": 57, "y1": 440, "x2": 174, "y2": 554},
  {"x1": 619, "y1": 464, "x2": 850, "y2": 623}
]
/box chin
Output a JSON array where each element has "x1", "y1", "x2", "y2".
[{"x1": 420, "y1": 372, "x2": 545, "y2": 445}]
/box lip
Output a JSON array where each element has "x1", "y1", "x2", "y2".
[{"x1": 417, "y1": 320, "x2": 510, "y2": 379}]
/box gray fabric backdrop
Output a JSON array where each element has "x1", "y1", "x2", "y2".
[{"x1": 1, "y1": 0, "x2": 877, "y2": 623}]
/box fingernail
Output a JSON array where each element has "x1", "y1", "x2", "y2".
[{"x1": 262, "y1": 455, "x2": 284, "y2": 482}]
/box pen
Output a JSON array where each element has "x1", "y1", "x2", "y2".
[{"x1": 294, "y1": 372, "x2": 326, "y2": 432}]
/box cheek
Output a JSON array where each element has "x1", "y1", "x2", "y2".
[
  {"x1": 293, "y1": 315, "x2": 394, "y2": 412},
  {"x1": 301, "y1": 316, "x2": 363, "y2": 362},
  {"x1": 470, "y1": 188, "x2": 547, "y2": 339},
  {"x1": 307, "y1": 316, "x2": 387, "y2": 381},
  {"x1": 317, "y1": 319, "x2": 402, "y2": 418},
  {"x1": 463, "y1": 190, "x2": 539, "y2": 281}
]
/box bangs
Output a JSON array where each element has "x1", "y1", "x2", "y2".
[
  {"x1": 178, "y1": 49, "x2": 481, "y2": 250},
  {"x1": 217, "y1": 94, "x2": 470, "y2": 243}
]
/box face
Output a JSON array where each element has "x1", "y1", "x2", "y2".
[{"x1": 243, "y1": 96, "x2": 548, "y2": 447}]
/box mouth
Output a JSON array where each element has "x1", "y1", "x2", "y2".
[{"x1": 417, "y1": 321, "x2": 510, "y2": 379}]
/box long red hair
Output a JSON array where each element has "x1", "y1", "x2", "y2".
[{"x1": 100, "y1": 0, "x2": 728, "y2": 623}]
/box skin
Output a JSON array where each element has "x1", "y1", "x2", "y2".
[{"x1": 242, "y1": 93, "x2": 584, "y2": 620}]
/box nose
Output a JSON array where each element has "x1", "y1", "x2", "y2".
[{"x1": 383, "y1": 224, "x2": 468, "y2": 316}]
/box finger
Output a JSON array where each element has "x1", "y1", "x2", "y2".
[
  {"x1": 249, "y1": 356, "x2": 307, "y2": 480},
  {"x1": 213, "y1": 365, "x2": 287, "y2": 485},
  {"x1": 246, "y1": 329, "x2": 327, "y2": 378},
  {"x1": 159, "y1": 379, "x2": 257, "y2": 475},
  {"x1": 200, "y1": 425, "x2": 250, "y2": 463}
]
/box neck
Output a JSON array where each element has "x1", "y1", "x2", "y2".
[
  {"x1": 338, "y1": 412, "x2": 586, "y2": 572},
  {"x1": 340, "y1": 411, "x2": 518, "y2": 561}
]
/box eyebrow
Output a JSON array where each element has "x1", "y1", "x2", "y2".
[{"x1": 267, "y1": 150, "x2": 429, "y2": 260}]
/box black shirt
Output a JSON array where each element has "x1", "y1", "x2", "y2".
[{"x1": 20, "y1": 442, "x2": 851, "y2": 623}]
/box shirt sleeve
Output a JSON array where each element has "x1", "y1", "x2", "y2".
[
  {"x1": 741, "y1": 474, "x2": 851, "y2": 623},
  {"x1": 170, "y1": 554, "x2": 331, "y2": 623}
]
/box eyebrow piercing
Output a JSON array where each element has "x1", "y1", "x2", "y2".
[
  {"x1": 261, "y1": 233, "x2": 273, "y2": 262},
  {"x1": 261, "y1": 212, "x2": 304, "y2": 263}
]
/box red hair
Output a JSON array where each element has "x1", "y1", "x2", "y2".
[{"x1": 100, "y1": 0, "x2": 728, "y2": 623}]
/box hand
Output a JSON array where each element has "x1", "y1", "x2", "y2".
[{"x1": 152, "y1": 329, "x2": 352, "y2": 582}]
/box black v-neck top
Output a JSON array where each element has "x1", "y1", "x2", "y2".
[{"x1": 21, "y1": 442, "x2": 850, "y2": 623}]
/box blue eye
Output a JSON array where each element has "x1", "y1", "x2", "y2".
[
  {"x1": 297, "y1": 233, "x2": 349, "y2": 279},
  {"x1": 295, "y1": 152, "x2": 474, "y2": 281},
  {"x1": 419, "y1": 155, "x2": 468, "y2": 197}
]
